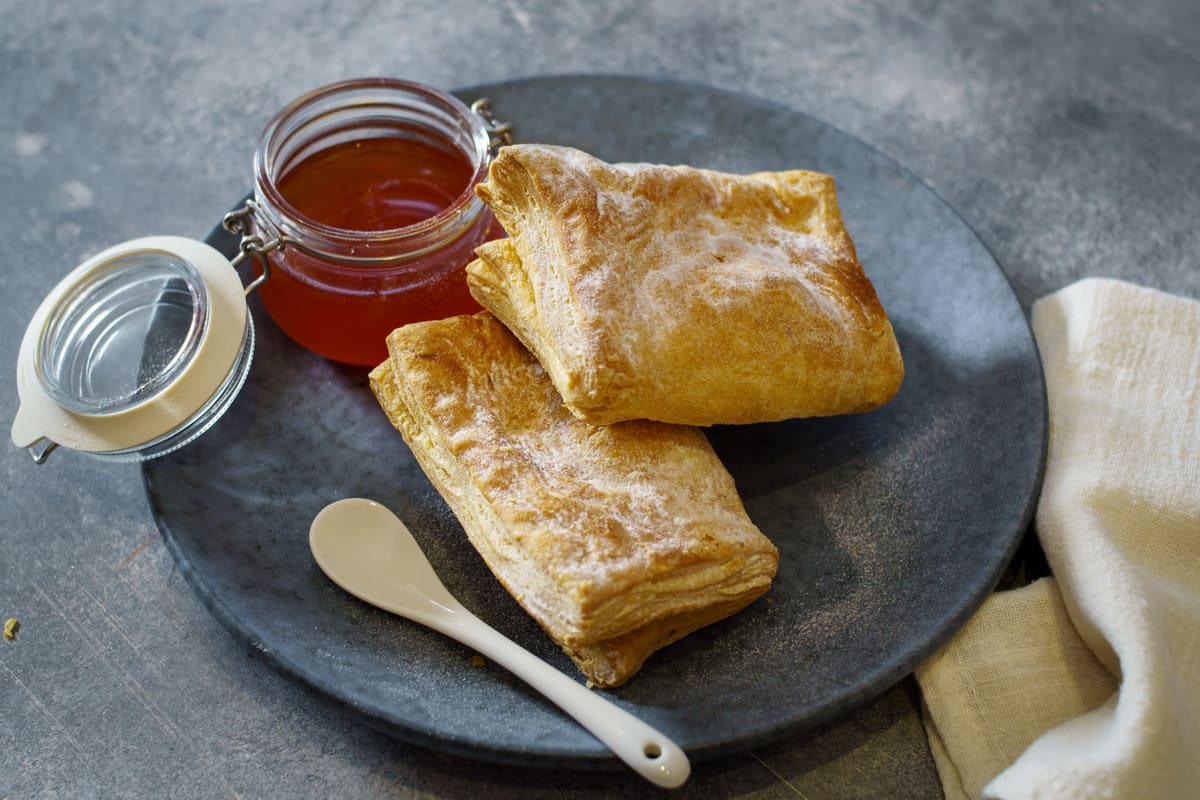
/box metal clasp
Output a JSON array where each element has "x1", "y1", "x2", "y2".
[
  {"x1": 26, "y1": 437, "x2": 58, "y2": 464},
  {"x1": 222, "y1": 201, "x2": 279, "y2": 296},
  {"x1": 471, "y1": 98, "x2": 513, "y2": 155}
]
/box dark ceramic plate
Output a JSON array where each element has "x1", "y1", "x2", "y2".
[{"x1": 142, "y1": 75, "x2": 1046, "y2": 768}]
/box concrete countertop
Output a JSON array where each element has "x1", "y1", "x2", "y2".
[{"x1": 2, "y1": 1, "x2": 1197, "y2": 797}]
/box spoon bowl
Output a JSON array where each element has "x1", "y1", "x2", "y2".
[{"x1": 309, "y1": 497, "x2": 691, "y2": 789}]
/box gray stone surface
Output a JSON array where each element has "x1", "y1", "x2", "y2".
[{"x1": 2, "y1": 1, "x2": 1197, "y2": 798}]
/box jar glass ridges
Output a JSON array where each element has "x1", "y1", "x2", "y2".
[{"x1": 250, "y1": 78, "x2": 499, "y2": 366}]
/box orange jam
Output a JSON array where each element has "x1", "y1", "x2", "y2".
[
  {"x1": 277, "y1": 137, "x2": 475, "y2": 232},
  {"x1": 250, "y1": 79, "x2": 498, "y2": 366}
]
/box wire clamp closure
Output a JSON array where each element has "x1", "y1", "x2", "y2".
[
  {"x1": 222, "y1": 200, "x2": 279, "y2": 296},
  {"x1": 470, "y1": 98, "x2": 513, "y2": 155}
]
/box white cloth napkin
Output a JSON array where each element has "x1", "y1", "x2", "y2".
[{"x1": 914, "y1": 278, "x2": 1200, "y2": 799}]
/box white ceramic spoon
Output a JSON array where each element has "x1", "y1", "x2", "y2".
[{"x1": 309, "y1": 497, "x2": 691, "y2": 789}]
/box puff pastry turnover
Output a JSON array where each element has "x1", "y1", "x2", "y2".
[
  {"x1": 369, "y1": 312, "x2": 778, "y2": 688},
  {"x1": 469, "y1": 143, "x2": 904, "y2": 426}
]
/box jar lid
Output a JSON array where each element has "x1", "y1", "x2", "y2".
[{"x1": 12, "y1": 235, "x2": 254, "y2": 462}]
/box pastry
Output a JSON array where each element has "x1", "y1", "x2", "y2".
[
  {"x1": 469, "y1": 143, "x2": 904, "y2": 426},
  {"x1": 369, "y1": 312, "x2": 778, "y2": 687}
]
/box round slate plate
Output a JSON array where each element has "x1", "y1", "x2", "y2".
[{"x1": 142, "y1": 74, "x2": 1046, "y2": 768}]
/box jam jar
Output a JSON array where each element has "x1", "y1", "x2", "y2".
[
  {"x1": 12, "y1": 79, "x2": 509, "y2": 462},
  {"x1": 244, "y1": 78, "x2": 503, "y2": 366}
]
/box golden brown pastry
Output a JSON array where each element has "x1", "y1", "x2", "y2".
[
  {"x1": 369, "y1": 312, "x2": 778, "y2": 688},
  {"x1": 469, "y1": 143, "x2": 904, "y2": 426}
]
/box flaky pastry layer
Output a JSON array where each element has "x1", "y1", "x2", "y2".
[
  {"x1": 469, "y1": 143, "x2": 905, "y2": 426},
  {"x1": 369, "y1": 312, "x2": 777, "y2": 687}
]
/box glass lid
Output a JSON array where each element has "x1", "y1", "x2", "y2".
[
  {"x1": 36, "y1": 250, "x2": 208, "y2": 416},
  {"x1": 12, "y1": 236, "x2": 252, "y2": 462}
]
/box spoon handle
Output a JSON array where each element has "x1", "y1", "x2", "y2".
[{"x1": 432, "y1": 606, "x2": 691, "y2": 789}]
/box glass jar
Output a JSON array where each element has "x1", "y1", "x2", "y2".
[
  {"x1": 14, "y1": 78, "x2": 507, "y2": 463},
  {"x1": 248, "y1": 78, "x2": 501, "y2": 366}
]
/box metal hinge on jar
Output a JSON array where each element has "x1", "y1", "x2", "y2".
[
  {"x1": 221, "y1": 201, "x2": 278, "y2": 295},
  {"x1": 470, "y1": 98, "x2": 514, "y2": 155}
]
